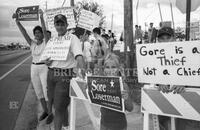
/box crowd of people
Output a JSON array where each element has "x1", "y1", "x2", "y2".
[
  {"x1": 12, "y1": 7, "x2": 200, "y2": 130},
  {"x1": 12, "y1": 9, "x2": 127, "y2": 130}
]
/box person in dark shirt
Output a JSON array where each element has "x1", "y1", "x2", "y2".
[{"x1": 100, "y1": 53, "x2": 133, "y2": 130}]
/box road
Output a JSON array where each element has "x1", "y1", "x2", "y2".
[{"x1": 0, "y1": 50, "x2": 31, "y2": 130}]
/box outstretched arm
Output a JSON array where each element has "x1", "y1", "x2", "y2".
[
  {"x1": 12, "y1": 13, "x2": 32, "y2": 45},
  {"x1": 39, "y1": 9, "x2": 48, "y2": 43}
]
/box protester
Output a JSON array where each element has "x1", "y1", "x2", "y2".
[
  {"x1": 12, "y1": 9, "x2": 49, "y2": 121},
  {"x1": 135, "y1": 25, "x2": 143, "y2": 44},
  {"x1": 109, "y1": 33, "x2": 117, "y2": 51},
  {"x1": 100, "y1": 53, "x2": 133, "y2": 130},
  {"x1": 81, "y1": 30, "x2": 93, "y2": 71},
  {"x1": 148, "y1": 23, "x2": 157, "y2": 43},
  {"x1": 46, "y1": 30, "x2": 52, "y2": 41},
  {"x1": 43, "y1": 14, "x2": 85, "y2": 130},
  {"x1": 101, "y1": 28, "x2": 109, "y2": 41},
  {"x1": 156, "y1": 27, "x2": 200, "y2": 130},
  {"x1": 138, "y1": 26, "x2": 143, "y2": 43},
  {"x1": 91, "y1": 27, "x2": 109, "y2": 67}
]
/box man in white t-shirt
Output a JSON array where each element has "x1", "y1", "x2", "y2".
[{"x1": 44, "y1": 14, "x2": 85, "y2": 130}]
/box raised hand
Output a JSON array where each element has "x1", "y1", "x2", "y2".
[
  {"x1": 38, "y1": 9, "x2": 43, "y2": 17},
  {"x1": 170, "y1": 85, "x2": 185, "y2": 94},
  {"x1": 157, "y1": 84, "x2": 170, "y2": 93},
  {"x1": 12, "y1": 13, "x2": 17, "y2": 19}
]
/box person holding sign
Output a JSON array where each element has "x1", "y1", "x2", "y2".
[
  {"x1": 12, "y1": 9, "x2": 49, "y2": 121},
  {"x1": 156, "y1": 27, "x2": 200, "y2": 130},
  {"x1": 99, "y1": 53, "x2": 133, "y2": 130},
  {"x1": 43, "y1": 14, "x2": 85, "y2": 130}
]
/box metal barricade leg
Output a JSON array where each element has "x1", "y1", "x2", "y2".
[
  {"x1": 69, "y1": 97, "x2": 76, "y2": 130},
  {"x1": 152, "y1": 114, "x2": 160, "y2": 130},
  {"x1": 171, "y1": 117, "x2": 176, "y2": 130},
  {"x1": 143, "y1": 112, "x2": 150, "y2": 130},
  {"x1": 83, "y1": 101, "x2": 99, "y2": 130}
]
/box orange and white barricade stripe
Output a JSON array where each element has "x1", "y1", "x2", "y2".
[
  {"x1": 69, "y1": 78, "x2": 99, "y2": 130},
  {"x1": 142, "y1": 84, "x2": 200, "y2": 130}
]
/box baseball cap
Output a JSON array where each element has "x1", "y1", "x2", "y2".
[
  {"x1": 157, "y1": 27, "x2": 174, "y2": 38},
  {"x1": 54, "y1": 14, "x2": 67, "y2": 24}
]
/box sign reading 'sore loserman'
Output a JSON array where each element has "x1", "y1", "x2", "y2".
[
  {"x1": 136, "y1": 41, "x2": 200, "y2": 87},
  {"x1": 16, "y1": 5, "x2": 39, "y2": 21},
  {"x1": 87, "y1": 76, "x2": 125, "y2": 112}
]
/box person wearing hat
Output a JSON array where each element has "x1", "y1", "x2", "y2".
[
  {"x1": 12, "y1": 9, "x2": 50, "y2": 122},
  {"x1": 156, "y1": 27, "x2": 200, "y2": 130},
  {"x1": 44, "y1": 14, "x2": 85, "y2": 130}
]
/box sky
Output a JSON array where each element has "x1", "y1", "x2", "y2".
[{"x1": 0, "y1": 0, "x2": 200, "y2": 44}]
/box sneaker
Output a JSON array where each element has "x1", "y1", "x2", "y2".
[
  {"x1": 39, "y1": 112, "x2": 48, "y2": 121},
  {"x1": 46, "y1": 113, "x2": 54, "y2": 124},
  {"x1": 62, "y1": 126, "x2": 69, "y2": 130}
]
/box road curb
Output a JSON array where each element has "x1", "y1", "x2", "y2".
[{"x1": 14, "y1": 83, "x2": 38, "y2": 130}]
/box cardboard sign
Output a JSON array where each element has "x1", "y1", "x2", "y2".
[
  {"x1": 136, "y1": 41, "x2": 200, "y2": 87},
  {"x1": 40, "y1": 35, "x2": 72, "y2": 61},
  {"x1": 77, "y1": 9, "x2": 101, "y2": 31},
  {"x1": 16, "y1": 5, "x2": 39, "y2": 21},
  {"x1": 195, "y1": 32, "x2": 200, "y2": 39},
  {"x1": 45, "y1": 7, "x2": 76, "y2": 35},
  {"x1": 87, "y1": 76, "x2": 125, "y2": 112},
  {"x1": 160, "y1": 21, "x2": 172, "y2": 28}
]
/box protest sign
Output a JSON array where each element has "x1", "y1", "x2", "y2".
[
  {"x1": 16, "y1": 5, "x2": 39, "y2": 21},
  {"x1": 136, "y1": 41, "x2": 200, "y2": 87},
  {"x1": 190, "y1": 22, "x2": 199, "y2": 32},
  {"x1": 40, "y1": 35, "x2": 72, "y2": 61},
  {"x1": 195, "y1": 32, "x2": 200, "y2": 39},
  {"x1": 77, "y1": 9, "x2": 101, "y2": 31},
  {"x1": 45, "y1": 7, "x2": 76, "y2": 36},
  {"x1": 160, "y1": 21, "x2": 172, "y2": 28},
  {"x1": 87, "y1": 76, "x2": 125, "y2": 112}
]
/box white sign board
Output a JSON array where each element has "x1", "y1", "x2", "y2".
[
  {"x1": 136, "y1": 41, "x2": 200, "y2": 87},
  {"x1": 190, "y1": 22, "x2": 199, "y2": 32},
  {"x1": 77, "y1": 9, "x2": 101, "y2": 31},
  {"x1": 45, "y1": 7, "x2": 76, "y2": 36},
  {"x1": 160, "y1": 21, "x2": 172, "y2": 28},
  {"x1": 40, "y1": 35, "x2": 71, "y2": 61},
  {"x1": 195, "y1": 32, "x2": 200, "y2": 39}
]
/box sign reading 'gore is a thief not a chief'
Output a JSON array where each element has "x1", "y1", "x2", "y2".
[{"x1": 136, "y1": 41, "x2": 200, "y2": 87}]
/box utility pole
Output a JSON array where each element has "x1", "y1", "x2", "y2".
[
  {"x1": 124, "y1": 0, "x2": 133, "y2": 68},
  {"x1": 45, "y1": 1, "x2": 48, "y2": 30},
  {"x1": 136, "y1": 0, "x2": 139, "y2": 25},
  {"x1": 185, "y1": 0, "x2": 191, "y2": 41},
  {"x1": 158, "y1": 2, "x2": 163, "y2": 22},
  {"x1": 111, "y1": 13, "x2": 114, "y2": 31},
  {"x1": 70, "y1": 0, "x2": 75, "y2": 6},
  {"x1": 170, "y1": 2, "x2": 175, "y2": 30}
]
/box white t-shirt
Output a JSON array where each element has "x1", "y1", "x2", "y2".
[{"x1": 31, "y1": 40, "x2": 46, "y2": 63}]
